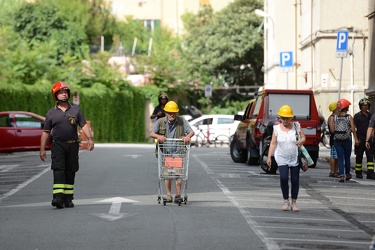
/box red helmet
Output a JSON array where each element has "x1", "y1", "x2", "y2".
[
  {"x1": 337, "y1": 98, "x2": 351, "y2": 109},
  {"x1": 52, "y1": 82, "x2": 70, "y2": 101}
]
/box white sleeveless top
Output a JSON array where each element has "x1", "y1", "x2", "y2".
[{"x1": 273, "y1": 122, "x2": 300, "y2": 167}]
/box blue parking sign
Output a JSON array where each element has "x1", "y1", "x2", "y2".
[
  {"x1": 336, "y1": 30, "x2": 348, "y2": 58},
  {"x1": 279, "y1": 51, "x2": 293, "y2": 72}
]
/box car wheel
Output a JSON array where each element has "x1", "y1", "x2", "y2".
[{"x1": 230, "y1": 137, "x2": 247, "y2": 163}]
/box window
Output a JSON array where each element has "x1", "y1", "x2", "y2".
[
  {"x1": 252, "y1": 95, "x2": 263, "y2": 118},
  {"x1": 0, "y1": 115, "x2": 13, "y2": 127},
  {"x1": 15, "y1": 114, "x2": 42, "y2": 128},
  {"x1": 268, "y1": 93, "x2": 311, "y2": 119},
  {"x1": 144, "y1": 20, "x2": 160, "y2": 32},
  {"x1": 218, "y1": 118, "x2": 234, "y2": 125}
]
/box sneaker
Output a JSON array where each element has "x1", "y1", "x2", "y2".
[
  {"x1": 339, "y1": 178, "x2": 345, "y2": 183},
  {"x1": 51, "y1": 196, "x2": 64, "y2": 209},
  {"x1": 345, "y1": 174, "x2": 352, "y2": 181},
  {"x1": 174, "y1": 195, "x2": 182, "y2": 204},
  {"x1": 291, "y1": 203, "x2": 300, "y2": 212},
  {"x1": 282, "y1": 199, "x2": 290, "y2": 211}
]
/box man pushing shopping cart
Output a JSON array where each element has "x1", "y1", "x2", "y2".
[{"x1": 150, "y1": 101, "x2": 195, "y2": 206}]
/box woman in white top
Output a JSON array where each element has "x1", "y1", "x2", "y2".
[{"x1": 267, "y1": 105, "x2": 306, "y2": 212}]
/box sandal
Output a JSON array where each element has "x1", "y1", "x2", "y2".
[
  {"x1": 329, "y1": 173, "x2": 339, "y2": 177},
  {"x1": 165, "y1": 195, "x2": 173, "y2": 203},
  {"x1": 174, "y1": 195, "x2": 182, "y2": 204},
  {"x1": 282, "y1": 199, "x2": 290, "y2": 211},
  {"x1": 291, "y1": 203, "x2": 300, "y2": 212}
]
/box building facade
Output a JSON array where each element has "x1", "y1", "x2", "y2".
[
  {"x1": 366, "y1": 0, "x2": 375, "y2": 113},
  {"x1": 262, "y1": 0, "x2": 370, "y2": 119},
  {"x1": 109, "y1": 0, "x2": 235, "y2": 35}
]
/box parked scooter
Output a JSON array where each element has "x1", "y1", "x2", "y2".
[{"x1": 260, "y1": 121, "x2": 278, "y2": 174}]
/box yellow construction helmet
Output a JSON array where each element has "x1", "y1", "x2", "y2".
[
  {"x1": 277, "y1": 105, "x2": 294, "y2": 118},
  {"x1": 329, "y1": 102, "x2": 337, "y2": 112},
  {"x1": 164, "y1": 101, "x2": 179, "y2": 113}
]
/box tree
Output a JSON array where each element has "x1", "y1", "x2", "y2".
[
  {"x1": 181, "y1": 0, "x2": 264, "y2": 88},
  {"x1": 12, "y1": 0, "x2": 89, "y2": 62}
]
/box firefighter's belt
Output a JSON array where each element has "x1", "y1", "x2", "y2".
[{"x1": 53, "y1": 139, "x2": 81, "y2": 144}]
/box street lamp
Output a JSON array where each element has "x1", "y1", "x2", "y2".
[
  {"x1": 255, "y1": 9, "x2": 274, "y2": 38},
  {"x1": 255, "y1": 9, "x2": 275, "y2": 86}
]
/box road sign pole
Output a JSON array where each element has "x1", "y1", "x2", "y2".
[
  {"x1": 286, "y1": 73, "x2": 289, "y2": 89},
  {"x1": 338, "y1": 57, "x2": 343, "y2": 99},
  {"x1": 335, "y1": 30, "x2": 348, "y2": 99}
]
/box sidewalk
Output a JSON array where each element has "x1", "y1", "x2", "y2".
[{"x1": 318, "y1": 145, "x2": 370, "y2": 171}]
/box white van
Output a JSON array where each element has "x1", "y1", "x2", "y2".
[{"x1": 188, "y1": 115, "x2": 239, "y2": 145}]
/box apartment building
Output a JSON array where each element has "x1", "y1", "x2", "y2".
[
  {"x1": 109, "y1": 0, "x2": 235, "y2": 35},
  {"x1": 261, "y1": 0, "x2": 371, "y2": 119}
]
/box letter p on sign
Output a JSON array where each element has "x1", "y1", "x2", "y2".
[
  {"x1": 279, "y1": 51, "x2": 293, "y2": 72},
  {"x1": 336, "y1": 30, "x2": 348, "y2": 58}
]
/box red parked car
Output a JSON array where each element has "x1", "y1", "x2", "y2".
[{"x1": 0, "y1": 111, "x2": 50, "y2": 152}]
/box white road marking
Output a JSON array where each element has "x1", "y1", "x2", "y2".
[
  {"x1": 0, "y1": 165, "x2": 19, "y2": 172},
  {"x1": 123, "y1": 155, "x2": 142, "y2": 159},
  {"x1": 92, "y1": 197, "x2": 139, "y2": 221},
  {"x1": 192, "y1": 154, "x2": 213, "y2": 174},
  {"x1": 0, "y1": 165, "x2": 50, "y2": 202},
  {"x1": 214, "y1": 178, "x2": 280, "y2": 250}
]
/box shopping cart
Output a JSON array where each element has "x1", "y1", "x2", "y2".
[{"x1": 157, "y1": 138, "x2": 190, "y2": 206}]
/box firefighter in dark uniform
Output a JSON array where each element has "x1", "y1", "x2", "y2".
[
  {"x1": 150, "y1": 92, "x2": 169, "y2": 120},
  {"x1": 354, "y1": 98, "x2": 374, "y2": 179},
  {"x1": 40, "y1": 82, "x2": 94, "y2": 209}
]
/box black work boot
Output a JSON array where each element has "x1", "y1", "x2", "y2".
[
  {"x1": 64, "y1": 195, "x2": 74, "y2": 208},
  {"x1": 355, "y1": 171, "x2": 363, "y2": 179},
  {"x1": 367, "y1": 170, "x2": 375, "y2": 180},
  {"x1": 51, "y1": 195, "x2": 64, "y2": 209}
]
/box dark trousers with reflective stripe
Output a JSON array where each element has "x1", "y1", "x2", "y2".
[
  {"x1": 355, "y1": 139, "x2": 374, "y2": 171},
  {"x1": 51, "y1": 141, "x2": 79, "y2": 199}
]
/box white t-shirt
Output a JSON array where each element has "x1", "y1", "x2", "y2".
[{"x1": 273, "y1": 122, "x2": 300, "y2": 167}]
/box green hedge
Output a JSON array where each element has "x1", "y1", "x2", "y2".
[{"x1": 0, "y1": 83, "x2": 147, "y2": 142}]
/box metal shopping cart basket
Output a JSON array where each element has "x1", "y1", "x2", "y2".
[{"x1": 157, "y1": 138, "x2": 190, "y2": 206}]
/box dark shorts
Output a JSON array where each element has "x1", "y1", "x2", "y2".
[{"x1": 51, "y1": 141, "x2": 80, "y2": 172}]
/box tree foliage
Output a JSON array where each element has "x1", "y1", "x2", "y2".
[
  {"x1": 0, "y1": 0, "x2": 263, "y2": 117},
  {"x1": 181, "y1": 0, "x2": 264, "y2": 88}
]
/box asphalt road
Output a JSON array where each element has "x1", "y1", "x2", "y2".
[{"x1": 0, "y1": 144, "x2": 374, "y2": 250}]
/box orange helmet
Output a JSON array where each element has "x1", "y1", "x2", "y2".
[
  {"x1": 52, "y1": 82, "x2": 70, "y2": 101},
  {"x1": 337, "y1": 98, "x2": 351, "y2": 109}
]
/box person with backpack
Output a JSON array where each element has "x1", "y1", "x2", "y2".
[
  {"x1": 353, "y1": 98, "x2": 373, "y2": 179},
  {"x1": 329, "y1": 98, "x2": 358, "y2": 183},
  {"x1": 150, "y1": 101, "x2": 194, "y2": 203}
]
